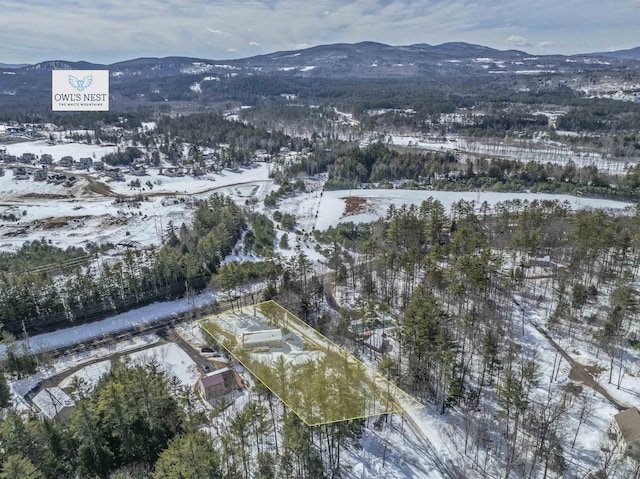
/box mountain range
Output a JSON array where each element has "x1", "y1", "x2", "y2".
[{"x1": 1, "y1": 41, "x2": 639, "y2": 111}]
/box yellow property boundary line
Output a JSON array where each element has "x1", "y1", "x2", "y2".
[{"x1": 198, "y1": 300, "x2": 423, "y2": 426}]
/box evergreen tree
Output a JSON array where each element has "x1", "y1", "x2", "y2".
[
  {"x1": 0, "y1": 454, "x2": 44, "y2": 479},
  {"x1": 152, "y1": 432, "x2": 222, "y2": 479}
]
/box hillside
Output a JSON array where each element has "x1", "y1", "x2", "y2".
[{"x1": 1, "y1": 42, "x2": 639, "y2": 113}]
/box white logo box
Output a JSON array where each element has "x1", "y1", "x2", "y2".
[{"x1": 52, "y1": 70, "x2": 109, "y2": 111}]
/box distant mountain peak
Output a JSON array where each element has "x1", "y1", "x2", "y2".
[{"x1": 591, "y1": 46, "x2": 640, "y2": 60}]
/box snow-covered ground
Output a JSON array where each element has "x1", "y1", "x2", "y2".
[
  {"x1": 58, "y1": 360, "x2": 112, "y2": 390},
  {"x1": 0, "y1": 163, "x2": 275, "y2": 252},
  {"x1": 3, "y1": 140, "x2": 118, "y2": 162},
  {"x1": 313, "y1": 189, "x2": 633, "y2": 231},
  {"x1": 128, "y1": 342, "x2": 201, "y2": 386},
  {"x1": 0, "y1": 290, "x2": 216, "y2": 357},
  {"x1": 57, "y1": 340, "x2": 202, "y2": 391}
]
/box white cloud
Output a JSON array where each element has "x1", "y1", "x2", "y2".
[
  {"x1": 0, "y1": 0, "x2": 638, "y2": 63},
  {"x1": 249, "y1": 41, "x2": 260, "y2": 47},
  {"x1": 205, "y1": 28, "x2": 231, "y2": 37},
  {"x1": 505, "y1": 35, "x2": 531, "y2": 47}
]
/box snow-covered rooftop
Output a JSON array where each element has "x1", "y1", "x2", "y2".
[{"x1": 32, "y1": 386, "x2": 75, "y2": 419}]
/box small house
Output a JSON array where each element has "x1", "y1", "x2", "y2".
[
  {"x1": 20, "y1": 153, "x2": 36, "y2": 164},
  {"x1": 197, "y1": 367, "x2": 243, "y2": 401},
  {"x1": 161, "y1": 167, "x2": 184, "y2": 177},
  {"x1": 105, "y1": 168, "x2": 124, "y2": 180},
  {"x1": 93, "y1": 160, "x2": 104, "y2": 171},
  {"x1": 614, "y1": 407, "x2": 640, "y2": 458},
  {"x1": 32, "y1": 387, "x2": 75, "y2": 421},
  {"x1": 47, "y1": 174, "x2": 67, "y2": 185},
  {"x1": 77, "y1": 157, "x2": 93, "y2": 170},
  {"x1": 58, "y1": 156, "x2": 74, "y2": 168},
  {"x1": 13, "y1": 167, "x2": 28, "y2": 180},
  {"x1": 3, "y1": 155, "x2": 17, "y2": 164},
  {"x1": 33, "y1": 169, "x2": 47, "y2": 181},
  {"x1": 129, "y1": 165, "x2": 147, "y2": 176},
  {"x1": 39, "y1": 154, "x2": 53, "y2": 165},
  {"x1": 241, "y1": 329, "x2": 283, "y2": 350}
]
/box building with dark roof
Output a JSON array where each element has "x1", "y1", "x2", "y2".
[{"x1": 196, "y1": 367, "x2": 242, "y2": 401}]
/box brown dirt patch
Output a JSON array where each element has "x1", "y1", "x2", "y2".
[
  {"x1": 32, "y1": 215, "x2": 92, "y2": 230},
  {"x1": 342, "y1": 196, "x2": 368, "y2": 216},
  {"x1": 85, "y1": 178, "x2": 119, "y2": 197},
  {"x1": 19, "y1": 193, "x2": 72, "y2": 200},
  {"x1": 567, "y1": 362, "x2": 605, "y2": 383}
]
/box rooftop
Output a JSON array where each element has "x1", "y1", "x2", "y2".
[
  {"x1": 199, "y1": 367, "x2": 230, "y2": 388},
  {"x1": 32, "y1": 387, "x2": 75, "y2": 419},
  {"x1": 615, "y1": 407, "x2": 640, "y2": 443},
  {"x1": 242, "y1": 329, "x2": 283, "y2": 345}
]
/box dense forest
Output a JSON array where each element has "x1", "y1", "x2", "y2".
[
  {"x1": 308, "y1": 198, "x2": 640, "y2": 478},
  {"x1": 0, "y1": 356, "x2": 362, "y2": 478}
]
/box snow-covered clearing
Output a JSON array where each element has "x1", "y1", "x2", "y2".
[
  {"x1": 313, "y1": 189, "x2": 633, "y2": 231},
  {"x1": 128, "y1": 342, "x2": 201, "y2": 386},
  {"x1": 3, "y1": 140, "x2": 118, "y2": 162},
  {"x1": 0, "y1": 162, "x2": 274, "y2": 252},
  {"x1": 57, "y1": 341, "x2": 202, "y2": 391}
]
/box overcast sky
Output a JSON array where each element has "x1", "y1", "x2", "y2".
[{"x1": 1, "y1": 0, "x2": 639, "y2": 64}]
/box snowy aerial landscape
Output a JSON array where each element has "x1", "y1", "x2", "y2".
[{"x1": 2, "y1": 29, "x2": 640, "y2": 478}]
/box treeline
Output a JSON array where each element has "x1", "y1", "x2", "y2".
[
  {"x1": 315, "y1": 142, "x2": 640, "y2": 201},
  {"x1": 0, "y1": 240, "x2": 88, "y2": 277},
  {"x1": 0, "y1": 194, "x2": 245, "y2": 337},
  {"x1": 458, "y1": 111, "x2": 549, "y2": 137},
  {"x1": 556, "y1": 99, "x2": 640, "y2": 133},
  {"x1": 102, "y1": 146, "x2": 145, "y2": 166},
  {"x1": 154, "y1": 112, "x2": 291, "y2": 154},
  {"x1": 0, "y1": 110, "x2": 150, "y2": 129},
  {"x1": 239, "y1": 103, "x2": 341, "y2": 137}
]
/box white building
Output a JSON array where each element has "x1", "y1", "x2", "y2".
[
  {"x1": 241, "y1": 329, "x2": 283, "y2": 350},
  {"x1": 32, "y1": 387, "x2": 75, "y2": 421}
]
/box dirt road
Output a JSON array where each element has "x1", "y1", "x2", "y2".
[{"x1": 531, "y1": 321, "x2": 629, "y2": 410}]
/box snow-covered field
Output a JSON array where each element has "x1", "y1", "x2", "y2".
[
  {"x1": 58, "y1": 341, "x2": 202, "y2": 391},
  {"x1": 313, "y1": 189, "x2": 634, "y2": 231},
  {"x1": 129, "y1": 343, "x2": 201, "y2": 386},
  {"x1": 0, "y1": 162, "x2": 275, "y2": 252},
  {"x1": 3, "y1": 139, "x2": 118, "y2": 162}
]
